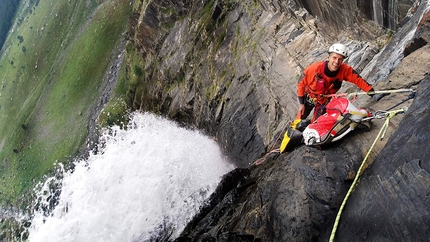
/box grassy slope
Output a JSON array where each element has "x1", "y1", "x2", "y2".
[{"x1": 0, "y1": 0, "x2": 132, "y2": 205}]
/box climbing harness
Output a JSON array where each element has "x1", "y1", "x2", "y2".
[{"x1": 329, "y1": 106, "x2": 408, "y2": 242}]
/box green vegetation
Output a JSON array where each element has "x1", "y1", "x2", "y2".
[
  {"x1": 122, "y1": 43, "x2": 147, "y2": 109},
  {"x1": 201, "y1": 0, "x2": 216, "y2": 17},
  {"x1": 0, "y1": 0, "x2": 132, "y2": 205},
  {"x1": 205, "y1": 83, "x2": 218, "y2": 100},
  {"x1": 386, "y1": 28, "x2": 393, "y2": 39},
  {"x1": 98, "y1": 97, "x2": 129, "y2": 128}
]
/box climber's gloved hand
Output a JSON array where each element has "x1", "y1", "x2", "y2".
[
  {"x1": 372, "y1": 93, "x2": 390, "y2": 101},
  {"x1": 367, "y1": 88, "x2": 389, "y2": 101}
]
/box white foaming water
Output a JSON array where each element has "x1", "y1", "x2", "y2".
[{"x1": 27, "y1": 112, "x2": 234, "y2": 242}]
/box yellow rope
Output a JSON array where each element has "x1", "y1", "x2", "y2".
[
  {"x1": 329, "y1": 107, "x2": 406, "y2": 242},
  {"x1": 349, "y1": 88, "x2": 415, "y2": 97},
  {"x1": 322, "y1": 88, "x2": 415, "y2": 99}
]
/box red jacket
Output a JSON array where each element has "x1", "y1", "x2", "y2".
[{"x1": 297, "y1": 61, "x2": 372, "y2": 104}]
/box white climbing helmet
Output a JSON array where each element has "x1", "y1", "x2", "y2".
[{"x1": 328, "y1": 43, "x2": 348, "y2": 58}]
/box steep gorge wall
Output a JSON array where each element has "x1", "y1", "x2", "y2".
[
  {"x1": 292, "y1": 0, "x2": 413, "y2": 33},
  {"x1": 125, "y1": 0, "x2": 402, "y2": 167},
  {"x1": 122, "y1": 0, "x2": 430, "y2": 241}
]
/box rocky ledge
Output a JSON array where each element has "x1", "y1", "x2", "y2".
[{"x1": 176, "y1": 75, "x2": 430, "y2": 241}]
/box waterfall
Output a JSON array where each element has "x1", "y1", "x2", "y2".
[
  {"x1": 373, "y1": 0, "x2": 384, "y2": 27},
  {"x1": 26, "y1": 112, "x2": 235, "y2": 241},
  {"x1": 360, "y1": 28, "x2": 414, "y2": 83},
  {"x1": 372, "y1": 0, "x2": 399, "y2": 30},
  {"x1": 387, "y1": 0, "x2": 398, "y2": 30},
  {"x1": 361, "y1": 0, "x2": 430, "y2": 84}
]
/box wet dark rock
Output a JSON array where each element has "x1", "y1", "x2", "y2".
[
  {"x1": 126, "y1": 0, "x2": 429, "y2": 241},
  {"x1": 175, "y1": 75, "x2": 430, "y2": 242},
  {"x1": 177, "y1": 144, "x2": 367, "y2": 241},
  {"x1": 361, "y1": 1, "x2": 429, "y2": 85},
  {"x1": 290, "y1": 0, "x2": 413, "y2": 35},
  {"x1": 332, "y1": 75, "x2": 430, "y2": 242},
  {"x1": 404, "y1": 9, "x2": 430, "y2": 57}
]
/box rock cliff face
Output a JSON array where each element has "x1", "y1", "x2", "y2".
[
  {"x1": 176, "y1": 73, "x2": 430, "y2": 242},
  {"x1": 127, "y1": 0, "x2": 388, "y2": 167},
  {"x1": 334, "y1": 75, "x2": 430, "y2": 241},
  {"x1": 125, "y1": 0, "x2": 429, "y2": 240},
  {"x1": 292, "y1": 0, "x2": 413, "y2": 32}
]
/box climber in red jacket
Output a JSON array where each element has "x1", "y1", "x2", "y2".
[{"x1": 296, "y1": 43, "x2": 378, "y2": 122}]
